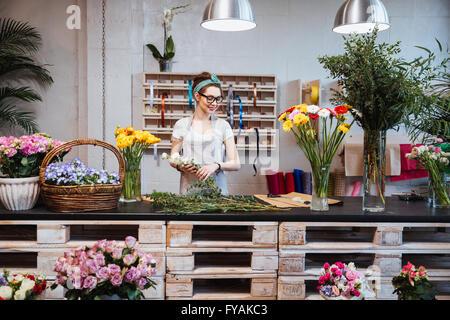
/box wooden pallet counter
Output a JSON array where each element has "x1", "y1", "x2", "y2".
[{"x1": 0, "y1": 197, "x2": 449, "y2": 300}]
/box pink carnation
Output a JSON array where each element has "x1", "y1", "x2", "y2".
[
  {"x1": 110, "y1": 273, "x2": 123, "y2": 287},
  {"x1": 96, "y1": 267, "x2": 110, "y2": 281},
  {"x1": 323, "y1": 262, "x2": 330, "y2": 270},
  {"x1": 108, "y1": 264, "x2": 121, "y2": 275},
  {"x1": 82, "y1": 276, "x2": 98, "y2": 290}
]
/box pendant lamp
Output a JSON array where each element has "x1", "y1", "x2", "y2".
[
  {"x1": 201, "y1": 0, "x2": 256, "y2": 32},
  {"x1": 333, "y1": 0, "x2": 390, "y2": 34}
]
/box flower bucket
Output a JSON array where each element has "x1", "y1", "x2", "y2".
[{"x1": 0, "y1": 176, "x2": 40, "y2": 210}]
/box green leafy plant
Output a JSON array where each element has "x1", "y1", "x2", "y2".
[
  {"x1": 0, "y1": 18, "x2": 53, "y2": 134},
  {"x1": 404, "y1": 40, "x2": 450, "y2": 143}
]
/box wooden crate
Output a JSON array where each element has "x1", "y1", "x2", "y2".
[
  {"x1": 0, "y1": 221, "x2": 166, "y2": 246},
  {"x1": 166, "y1": 247, "x2": 278, "y2": 274},
  {"x1": 279, "y1": 222, "x2": 450, "y2": 251},
  {"x1": 166, "y1": 221, "x2": 278, "y2": 248},
  {"x1": 165, "y1": 273, "x2": 277, "y2": 300}
]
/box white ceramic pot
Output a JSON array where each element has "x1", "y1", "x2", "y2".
[{"x1": 0, "y1": 176, "x2": 40, "y2": 210}]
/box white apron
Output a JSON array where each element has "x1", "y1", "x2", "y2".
[{"x1": 179, "y1": 116, "x2": 228, "y2": 195}]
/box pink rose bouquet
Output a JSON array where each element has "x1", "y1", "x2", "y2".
[
  {"x1": 0, "y1": 133, "x2": 69, "y2": 178},
  {"x1": 50, "y1": 236, "x2": 157, "y2": 300},
  {"x1": 317, "y1": 261, "x2": 374, "y2": 300}
]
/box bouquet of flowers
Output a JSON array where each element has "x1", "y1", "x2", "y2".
[
  {"x1": 278, "y1": 104, "x2": 354, "y2": 210},
  {"x1": 317, "y1": 262, "x2": 375, "y2": 300},
  {"x1": 45, "y1": 158, "x2": 120, "y2": 186},
  {"x1": 0, "y1": 133, "x2": 67, "y2": 178},
  {"x1": 392, "y1": 262, "x2": 436, "y2": 300},
  {"x1": 0, "y1": 270, "x2": 47, "y2": 300},
  {"x1": 114, "y1": 126, "x2": 161, "y2": 201},
  {"x1": 406, "y1": 138, "x2": 450, "y2": 206},
  {"x1": 50, "y1": 236, "x2": 157, "y2": 300}
]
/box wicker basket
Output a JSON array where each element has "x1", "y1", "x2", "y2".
[{"x1": 39, "y1": 138, "x2": 125, "y2": 213}]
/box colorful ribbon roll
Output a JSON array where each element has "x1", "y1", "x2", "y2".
[
  {"x1": 153, "y1": 143, "x2": 158, "y2": 160},
  {"x1": 285, "y1": 172, "x2": 296, "y2": 193},
  {"x1": 227, "y1": 84, "x2": 234, "y2": 128},
  {"x1": 161, "y1": 93, "x2": 167, "y2": 127},
  {"x1": 188, "y1": 80, "x2": 193, "y2": 109},
  {"x1": 277, "y1": 172, "x2": 286, "y2": 194},
  {"x1": 293, "y1": 169, "x2": 304, "y2": 193},
  {"x1": 149, "y1": 80, "x2": 154, "y2": 111},
  {"x1": 265, "y1": 171, "x2": 280, "y2": 195},
  {"x1": 237, "y1": 95, "x2": 243, "y2": 136},
  {"x1": 253, "y1": 83, "x2": 257, "y2": 109},
  {"x1": 310, "y1": 85, "x2": 319, "y2": 105},
  {"x1": 252, "y1": 127, "x2": 259, "y2": 176}
]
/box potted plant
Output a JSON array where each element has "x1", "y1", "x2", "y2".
[
  {"x1": 278, "y1": 104, "x2": 354, "y2": 211},
  {"x1": 0, "y1": 133, "x2": 67, "y2": 210},
  {"x1": 50, "y1": 236, "x2": 157, "y2": 300},
  {"x1": 0, "y1": 18, "x2": 53, "y2": 134},
  {"x1": 317, "y1": 261, "x2": 375, "y2": 300},
  {"x1": 0, "y1": 270, "x2": 47, "y2": 300},
  {"x1": 318, "y1": 28, "x2": 437, "y2": 213},
  {"x1": 392, "y1": 262, "x2": 437, "y2": 300},
  {"x1": 146, "y1": 4, "x2": 189, "y2": 72}
]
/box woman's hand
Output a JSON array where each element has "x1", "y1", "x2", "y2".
[
  {"x1": 196, "y1": 163, "x2": 219, "y2": 181},
  {"x1": 178, "y1": 164, "x2": 198, "y2": 175}
]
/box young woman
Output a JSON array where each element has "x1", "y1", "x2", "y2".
[{"x1": 170, "y1": 72, "x2": 240, "y2": 194}]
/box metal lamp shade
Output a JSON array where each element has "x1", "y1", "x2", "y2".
[
  {"x1": 201, "y1": 0, "x2": 256, "y2": 32},
  {"x1": 333, "y1": 0, "x2": 390, "y2": 34}
]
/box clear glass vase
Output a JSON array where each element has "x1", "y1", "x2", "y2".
[
  {"x1": 159, "y1": 60, "x2": 172, "y2": 72},
  {"x1": 428, "y1": 172, "x2": 450, "y2": 208},
  {"x1": 120, "y1": 166, "x2": 141, "y2": 202},
  {"x1": 362, "y1": 129, "x2": 386, "y2": 212},
  {"x1": 311, "y1": 165, "x2": 331, "y2": 211}
]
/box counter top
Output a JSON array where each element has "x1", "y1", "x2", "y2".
[{"x1": 0, "y1": 197, "x2": 449, "y2": 223}]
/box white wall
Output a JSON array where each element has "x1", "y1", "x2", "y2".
[{"x1": 2, "y1": 0, "x2": 449, "y2": 196}]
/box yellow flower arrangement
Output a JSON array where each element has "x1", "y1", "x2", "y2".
[
  {"x1": 114, "y1": 125, "x2": 161, "y2": 201},
  {"x1": 283, "y1": 119, "x2": 293, "y2": 132}
]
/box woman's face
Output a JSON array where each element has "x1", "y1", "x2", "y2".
[{"x1": 195, "y1": 86, "x2": 222, "y2": 115}]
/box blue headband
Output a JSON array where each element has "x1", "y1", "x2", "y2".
[{"x1": 193, "y1": 73, "x2": 222, "y2": 93}]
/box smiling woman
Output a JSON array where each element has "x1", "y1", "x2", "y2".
[{"x1": 169, "y1": 72, "x2": 240, "y2": 195}]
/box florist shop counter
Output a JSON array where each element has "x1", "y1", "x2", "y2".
[{"x1": 0, "y1": 197, "x2": 449, "y2": 300}]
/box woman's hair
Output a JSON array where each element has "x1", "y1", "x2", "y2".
[{"x1": 192, "y1": 72, "x2": 223, "y2": 95}]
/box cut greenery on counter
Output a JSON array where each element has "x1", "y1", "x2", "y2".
[{"x1": 146, "y1": 180, "x2": 284, "y2": 214}]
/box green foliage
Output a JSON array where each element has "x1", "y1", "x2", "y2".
[
  {"x1": 404, "y1": 40, "x2": 450, "y2": 142},
  {"x1": 146, "y1": 35, "x2": 175, "y2": 62},
  {"x1": 318, "y1": 28, "x2": 436, "y2": 132},
  {"x1": 147, "y1": 180, "x2": 286, "y2": 214},
  {"x1": 0, "y1": 18, "x2": 53, "y2": 134}
]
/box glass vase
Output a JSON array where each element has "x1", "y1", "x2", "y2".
[
  {"x1": 120, "y1": 166, "x2": 141, "y2": 203},
  {"x1": 311, "y1": 164, "x2": 331, "y2": 211},
  {"x1": 428, "y1": 172, "x2": 450, "y2": 208},
  {"x1": 362, "y1": 129, "x2": 386, "y2": 212}
]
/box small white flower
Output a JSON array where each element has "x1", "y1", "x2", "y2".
[
  {"x1": 417, "y1": 146, "x2": 427, "y2": 154},
  {"x1": 0, "y1": 286, "x2": 13, "y2": 300},
  {"x1": 161, "y1": 152, "x2": 168, "y2": 160},
  {"x1": 317, "y1": 108, "x2": 331, "y2": 118},
  {"x1": 172, "y1": 152, "x2": 180, "y2": 160},
  {"x1": 347, "y1": 262, "x2": 356, "y2": 270},
  {"x1": 20, "y1": 278, "x2": 35, "y2": 291},
  {"x1": 440, "y1": 157, "x2": 449, "y2": 165},
  {"x1": 307, "y1": 105, "x2": 320, "y2": 114},
  {"x1": 431, "y1": 153, "x2": 438, "y2": 160},
  {"x1": 14, "y1": 289, "x2": 27, "y2": 300}
]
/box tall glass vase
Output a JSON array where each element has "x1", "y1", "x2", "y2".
[
  {"x1": 311, "y1": 164, "x2": 331, "y2": 211},
  {"x1": 362, "y1": 129, "x2": 386, "y2": 212},
  {"x1": 428, "y1": 172, "x2": 450, "y2": 208},
  {"x1": 120, "y1": 165, "x2": 141, "y2": 203}
]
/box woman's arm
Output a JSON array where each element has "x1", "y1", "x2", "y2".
[
  {"x1": 196, "y1": 136, "x2": 240, "y2": 181},
  {"x1": 170, "y1": 138, "x2": 197, "y2": 175}
]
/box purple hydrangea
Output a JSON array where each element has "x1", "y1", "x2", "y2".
[
  {"x1": 0, "y1": 275, "x2": 7, "y2": 286},
  {"x1": 320, "y1": 285, "x2": 336, "y2": 297},
  {"x1": 45, "y1": 158, "x2": 120, "y2": 186}
]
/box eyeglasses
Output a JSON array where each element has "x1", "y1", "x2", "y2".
[{"x1": 198, "y1": 92, "x2": 223, "y2": 104}]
